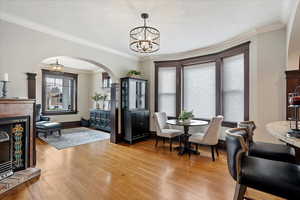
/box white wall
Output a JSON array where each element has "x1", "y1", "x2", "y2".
[
  {"x1": 287, "y1": 1, "x2": 300, "y2": 69},
  {"x1": 140, "y1": 28, "x2": 286, "y2": 143},
  {"x1": 0, "y1": 19, "x2": 138, "y2": 122}
]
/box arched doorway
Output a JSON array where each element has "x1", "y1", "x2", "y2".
[{"x1": 41, "y1": 56, "x2": 117, "y2": 82}]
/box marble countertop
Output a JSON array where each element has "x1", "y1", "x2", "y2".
[{"x1": 266, "y1": 121, "x2": 300, "y2": 148}]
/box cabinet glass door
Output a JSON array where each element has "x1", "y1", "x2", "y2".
[
  {"x1": 129, "y1": 79, "x2": 137, "y2": 110},
  {"x1": 140, "y1": 81, "x2": 146, "y2": 109},
  {"x1": 135, "y1": 81, "x2": 146, "y2": 109}
]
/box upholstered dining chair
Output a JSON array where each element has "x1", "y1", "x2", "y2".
[
  {"x1": 238, "y1": 121, "x2": 296, "y2": 163},
  {"x1": 188, "y1": 115, "x2": 224, "y2": 161},
  {"x1": 225, "y1": 128, "x2": 300, "y2": 200},
  {"x1": 153, "y1": 112, "x2": 183, "y2": 152}
]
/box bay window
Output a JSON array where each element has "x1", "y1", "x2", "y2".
[{"x1": 155, "y1": 42, "x2": 249, "y2": 127}]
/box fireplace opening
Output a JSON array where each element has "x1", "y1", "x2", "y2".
[
  {"x1": 0, "y1": 116, "x2": 29, "y2": 180},
  {"x1": 0, "y1": 131, "x2": 13, "y2": 181}
]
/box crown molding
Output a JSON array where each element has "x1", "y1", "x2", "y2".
[
  {"x1": 0, "y1": 12, "x2": 137, "y2": 61},
  {"x1": 139, "y1": 22, "x2": 286, "y2": 62}
]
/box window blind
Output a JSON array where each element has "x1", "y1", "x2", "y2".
[
  {"x1": 157, "y1": 67, "x2": 176, "y2": 117},
  {"x1": 222, "y1": 54, "x2": 244, "y2": 122},
  {"x1": 183, "y1": 62, "x2": 216, "y2": 118}
]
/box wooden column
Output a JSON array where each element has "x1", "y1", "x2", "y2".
[
  {"x1": 26, "y1": 73, "x2": 37, "y2": 99},
  {"x1": 110, "y1": 83, "x2": 119, "y2": 143}
]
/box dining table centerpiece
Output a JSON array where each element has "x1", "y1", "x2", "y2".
[{"x1": 178, "y1": 110, "x2": 194, "y2": 124}]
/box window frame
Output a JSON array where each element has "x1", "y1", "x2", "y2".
[
  {"x1": 42, "y1": 69, "x2": 78, "y2": 115},
  {"x1": 154, "y1": 42, "x2": 250, "y2": 127}
]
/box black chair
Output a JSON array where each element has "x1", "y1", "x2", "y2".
[
  {"x1": 238, "y1": 121, "x2": 296, "y2": 163},
  {"x1": 226, "y1": 128, "x2": 300, "y2": 200},
  {"x1": 36, "y1": 104, "x2": 50, "y2": 123},
  {"x1": 36, "y1": 104, "x2": 62, "y2": 138}
]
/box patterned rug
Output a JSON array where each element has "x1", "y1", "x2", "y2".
[{"x1": 38, "y1": 127, "x2": 110, "y2": 150}]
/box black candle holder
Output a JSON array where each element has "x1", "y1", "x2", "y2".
[{"x1": 0, "y1": 80, "x2": 10, "y2": 98}]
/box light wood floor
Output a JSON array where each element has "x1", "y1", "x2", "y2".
[{"x1": 2, "y1": 136, "x2": 283, "y2": 200}]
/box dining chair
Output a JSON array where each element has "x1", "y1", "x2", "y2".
[
  {"x1": 188, "y1": 115, "x2": 224, "y2": 161},
  {"x1": 238, "y1": 121, "x2": 296, "y2": 163},
  {"x1": 225, "y1": 128, "x2": 300, "y2": 200},
  {"x1": 153, "y1": 112, "x2": 183, "y2": 152}
]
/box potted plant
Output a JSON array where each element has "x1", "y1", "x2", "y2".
[
  {"x1": 127, "y1": 70, "x2": 142, "y2": 78},
  {"x1": 91, "y1": 93, "x2": 103, "y2": 109},
  {"x1": 178, "y1": 110, "x2": 194, "y2": 123}
]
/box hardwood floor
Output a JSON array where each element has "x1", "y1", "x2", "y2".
[{"x1": 2, "y1": 137, "x2": 283, "y2": 200}]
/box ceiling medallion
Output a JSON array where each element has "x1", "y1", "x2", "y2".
[
  {"x1": 129, "y1": 13, "x2": 160, "y2": 53},
  {"x1": 49, "y1": 59, "x2": 64, "y2": 71}
]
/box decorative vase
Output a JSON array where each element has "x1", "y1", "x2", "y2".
[
  {"x1": 183, "y1": 118, "x2": 191, "y2": 124},
  {"x1": 128, "y1": 74, "x2": 140, "y2": 78},
  {"x1": 96, "y1": 102, "x2": 100, "y2": 109}
]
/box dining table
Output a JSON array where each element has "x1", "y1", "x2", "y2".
[{"x1": 166, "y1": 119, "x2": 208, "y2": 156}]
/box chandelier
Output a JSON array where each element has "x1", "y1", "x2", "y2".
[
  {"x1": 129, "y1": 13, "x2": 160, "y2": 53},
  {"x1": 49, "y1": 59, "x2": 64, "y2": 71}
]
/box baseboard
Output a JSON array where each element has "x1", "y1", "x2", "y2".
[{"x1": 61, "y1": 121, "x2": 81, "y2": 129}]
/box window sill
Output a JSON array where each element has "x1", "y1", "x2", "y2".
[{"x1": 42, "y1": 111, "x2": 78, "y2": 116}]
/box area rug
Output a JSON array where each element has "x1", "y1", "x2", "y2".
[{"x1": 38, "y1": 127, "x2": 110, "y2": 150}]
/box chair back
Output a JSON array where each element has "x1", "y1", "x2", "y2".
[
  {"x1": 202, "y1": 115, "x2": 224, "y2": 145},
  {"x1": 36, "y1": 104, "x2": 42, "y2": 122},
  {"x1": 154, "y1": 112, "x2": 168, "y2": 135},
  {"x1": 238, "y1": 121, "x2": 256, "y2": 142},
  {"x1": 225, "y1": 128, "x2": 248, "y2": 181}
]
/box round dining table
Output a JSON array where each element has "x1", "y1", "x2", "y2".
[{"x1": 166, "y1": 119, "x2": 208, "y2": 156}]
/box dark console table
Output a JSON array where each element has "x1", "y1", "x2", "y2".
[{"x1": 90, "y1": 109, "x2": 111, "y2": 132}]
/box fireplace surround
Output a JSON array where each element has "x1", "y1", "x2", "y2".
[{"x1": 0, "y1": 98, "x2": 40, "y2": 196}]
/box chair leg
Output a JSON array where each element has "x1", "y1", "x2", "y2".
[
  {"x1": 233, "y1": 183, "x2": 247, "y2": 200},
  {"x1": 215, "y1": 145, "x2": 219, "y2": 157},
  {"x1": 155, "y1": 135, "x2": 159, "y2": 147},
  {"x1": 170, "y1": 138, "x2": 172, "y2": 152},
  {"x1": 195, "y1": 144, "x2": 199, "y2": 152},
  {"x1": 211, "y1": 146, "x2": 215, "y2": 161},
  {"x1": 58, "y1": 130, "x2": 62, "y2": 136},
  {"x1": 179, "y1": 135, "x2": 182, "y2": 147}
]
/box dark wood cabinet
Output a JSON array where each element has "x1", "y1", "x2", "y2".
[
  {"x1": 286, "y1": 70, "x2": 300, "y2": 119},
  {"x1": 123, "y1": 110, "x2": 149, "y2": 144},
  {"x1": 121, "y1": 77, "x2": 149, "y2": 144},
  {"x1": 90, "y1": 109, "x2": 111, "y2": 132}
]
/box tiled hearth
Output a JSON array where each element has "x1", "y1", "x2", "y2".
[{"x1": 0, "y1": 168, "x2": 41, "y2": 196}]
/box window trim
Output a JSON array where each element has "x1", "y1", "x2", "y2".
[
  {"x1": 41, "y1": 69, "x2": 78, "y2": 115},
  {"x1": 154, "y1": 42, "x2": 250, "y2": 127}
]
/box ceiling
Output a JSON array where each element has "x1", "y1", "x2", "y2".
[{"x1": 0, "y1": 0, "x2": 294, "y2": 58}]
